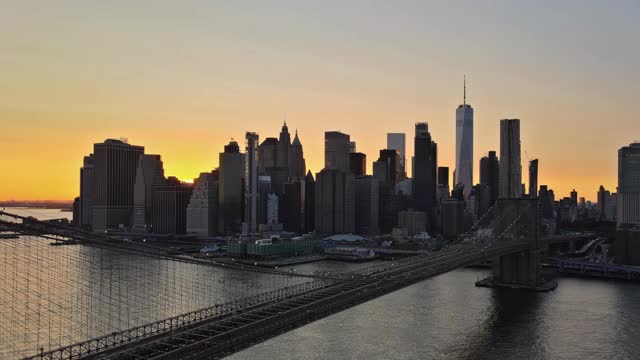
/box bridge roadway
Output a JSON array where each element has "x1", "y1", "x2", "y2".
[{"x1": 25, "y1": 239, "x2": 529, "y2": 360}]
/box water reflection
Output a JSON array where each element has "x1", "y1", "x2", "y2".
[{"x1": 228, "y1": 268, "x2": 640, "y2": 360}]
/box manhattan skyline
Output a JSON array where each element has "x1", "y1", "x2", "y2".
[{"x1": 2, "y1": 1, "x2": 639, "y2": 201}]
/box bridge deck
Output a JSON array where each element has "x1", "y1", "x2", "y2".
[
  {"x1": 55, "y1": 242, "x2": 529, "y2": 360},
  {"x1": 0, "y1": 209, "x2": 553, "y2": 360}
]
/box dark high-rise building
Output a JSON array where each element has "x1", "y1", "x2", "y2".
[
  {"x1": 91, "y1": 139, "x2": 144, "y2": 232},
  {"x1": 372, "y1": 161, "x2": 388, "y2": 184},
  {"x1": 479, "y1": 151, "x2": 500, "y2": 205},
  {"x1": 499, "y1": 119, "x2": 522, "y2": 198},
  {"x1": 398, "y1": 210, "x2": 427, "y2": 236},
  {"x1": 451, "y1": 184, "x2": 465, "y2": 202},
  {"x1": 436, "y1": 166, "x2": 450, "y2": 204},
  {"x1": 315, "y1": 169, "x2": 355, "y2": 234},
  {"x1": 186, "y1": 170, "x2": 219, "y2": 237},
  {"x1": 257, "y1": 137, "x2": 278, "y2": 174},
  {"x1": 598, "y1": 185, "x2": 607, "y2": 221},
  {"x1": 257, "y1": 176, "x2": 272, "y2": 226},
  {"x1": 378, "y1": 181, "x2": 407, "y2": 234},
  {"x1": 529, "y1": 159, "x2": 539, "y2": 198},
  {"x1": 570, "y1": 189, "x2": 578, "y2": 206},
  {"x1": 132, "y1": 154, "x2": 165, "y2": 232},
  {"x1": 377, "y1": 149, "x2": 402, "y2": 184},
  {"x1": 290, "y1": 130, "x2": 306, "y2": 179},
  {"x1": 152, "y1": 177, "x2": 193, "y2": 235},
  {"x1": 258, "y1": 124, "x2": 306, "y2": 192},
  {"x1": 282, "y1": 181, "x2": 303, "y2": 234},
  {"x1": 277, "y1": 121, "x2": 291, "y2": 169},
  {"x1": 349, "y1": 152, "x2": 366, "y2": 176},
  {"x1": 471, "y1": 184, "x2": 491, "y2": 220},
  {"x1": 245, "y1": 132, "x2": 259, "y2": 234},
  {"x1": 304, "y1": 170, "x2": 315, "y2": 233},
  {"x1": 72, "y1": 197, "x2": 80, "y2": 226},
  {"x1": 615, "y1": 226, "x2": 640, "y2": 266},
  {"x1": 441, "y1": 199, "x2": 465, "y2": 238},
  {"x1": 219, "y1": 140, "x2": 244, "y2": 234},
  {"x1": 438, "y1": 167, "x2": 449, "y2": 189},
  {"x1": 325, "y1": 131, "x2": 351, "y2": 172},
  {"x1": 79, "y1": 154, "x2": 95, "y2": 228},
  {"x1": 539, "y1": 185, "x2": 554, "y2": 219},
  {"x1": 618, "y1": 142, "x2": 640, "y2": 227},
  {"x1": 355, "y1": 176, "x2": 380, "y2": 236},
  {"x1": 413, "y1": 122, "x2": 437, "y2": 211}
]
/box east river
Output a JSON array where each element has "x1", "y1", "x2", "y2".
[{"x1": 2, "y1": 208, "x2": 639, "y2": 360}]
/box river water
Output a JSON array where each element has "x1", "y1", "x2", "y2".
[{"x1": 2, "y1": 208, "x2": 639, "y2": 359}]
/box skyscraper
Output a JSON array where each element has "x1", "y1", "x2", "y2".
[
  {"x1": 91, "y1": 139, "x2": 144, "y2": 232},
  {"x1": 304, "y1": 170, "x2": 315, "y2": 233},
  {"x1": 455, "y1": 77, "x2": 474, "y2": 199},
  {"x1": 479, "y1": 151, "x2": 500, "y2": 205},
  {"x1": 277, "y1": 122, "x2": 291, "y2": 169},
  {"x1": 325, "y1": 131, "x2": 351, "y2": 172},
  {"x1": 372, "y1": 161, "x2": 388, "y2": 184},
  {"x1": 437, "y1": 166, "x2": 450, "y2": 203},
  {"x1": 186, "y1": 171, "x2": 219, "y2": 237},
  {"x1": 257, "y1": 137, "x2": 278, "y2": 173},
  {"x1": 499, "y1": 119, "x2": 522, "y2": 199},
  {"x1": 539, "y1": 185, "x2": 552, "y2": 219},
  {"x1": 570, "y1": 189, "x2": 578, "y2": 206},
  {"x1": 438, "y1": 167, "x2": 449, "y2": 189},
  {"x1": 266, "y1": 193, "x2": 279, "y2": 225},
  {"x1": 79, "y1": 155, "x2": 95, "y2": 228},
  {"x1": 529, "y1": 159, "x2": 539, "y2": 198},
  {"x1": 219, "y1": 140, "x2": 244, "y2": 234},
  {"x1": 315, "y1": 169, "x2": 355, "y2": 234},
  {"x1": 618, "y1": 142, "x2": 640, "y2": 226},
  {"x1": 377, "y1": 149, "x2": 402, "y2": 184},
  {"x1": 290, "y1": 130, "x2": 306, "y2": 179},
  {"x1": 598, "y1": 185, "x2": 607, "y2": 220},
  {"x1": 349, "y1": 152, "x2": 366, "y2": 176},
  {"x1": 257, "y1": 176, "x2": 272, "y2": 226},
  {"x1": 244, "y1": 132, "x2": 259, "y2": 234},
  {"x1": 152, "y1": 177, "x2": 193, "y2": 235},
  {"x1": 132, "y1": 154, "x2": 165, "y2": 232},
  {"x1": 282, "y1": 181, "x2": 303, "y2": 233},
  {"x1": 413, "y1": 122, "x2": 438, "y2": 211},
  {"x1": 387, "y1": 133, "x2": 406, "y2": 178},
  {"x1": 355, "y1": 176, "x2": 380, "y2": 236}
]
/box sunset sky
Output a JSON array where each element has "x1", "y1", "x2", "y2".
[{"x1": 1, "y1": 1, "x2": 638, "y2": 201}]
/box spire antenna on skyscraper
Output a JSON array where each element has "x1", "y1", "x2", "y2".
[
  {"x1": 455, "y1": 74, "x2": 473, "y2": 199},
  {"x1": 463, "y1": 75, "x2": 466, "y2": 106}
]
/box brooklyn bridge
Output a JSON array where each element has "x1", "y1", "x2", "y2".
[{"x1": 0, "y1": 199, "x2": 585, "y2": 359}]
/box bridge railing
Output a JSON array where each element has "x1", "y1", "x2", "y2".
[{"x1": 25, "y1": 278, "x2": 334, "y2": 360}]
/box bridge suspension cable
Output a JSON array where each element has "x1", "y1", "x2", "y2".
[{"x1": 0, "y1": 205, "x2": 533, "y2": 360}]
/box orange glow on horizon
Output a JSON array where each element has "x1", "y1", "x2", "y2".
[{"x1": 0, "y1": 2, "x2": 635, "y2": 203}]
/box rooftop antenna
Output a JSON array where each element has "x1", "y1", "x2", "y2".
[{"x1": 463, "y1": 75, "x2": 467, "y2": 106}]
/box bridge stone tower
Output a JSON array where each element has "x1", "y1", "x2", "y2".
[{"x1": 485, "y1": 198, "x2": 554, "y2": 290}]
